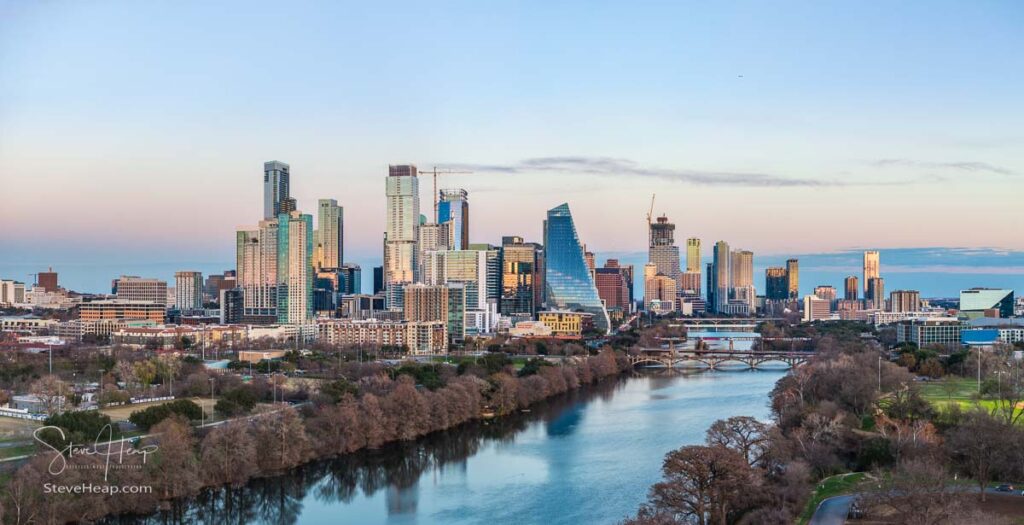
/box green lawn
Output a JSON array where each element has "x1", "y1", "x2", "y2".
[
  {"x1": 0, "y1": 444, "x2": 36, "y2": 460},
  {"x1": 797, "y1": 472, "x2": 866, "y2": 525},
  {"x1": 919, "y1": 377, "x2": 1024, "y2": 421}
]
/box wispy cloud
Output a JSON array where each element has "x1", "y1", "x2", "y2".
[
  {"x1": 444, "y1": 156, "x2": 901, "y2": 188},
  {"x1": 870, "y1": 158, "x2": 1015, "y2": 176}
]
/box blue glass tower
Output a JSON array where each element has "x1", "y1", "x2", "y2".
[{"x1": 543, "y1": 203, "x2": 610, "y2": 334}]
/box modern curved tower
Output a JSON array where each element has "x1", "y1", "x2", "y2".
[{"x1": 543, "y1": 203, "x2": 610, "y2": 334}]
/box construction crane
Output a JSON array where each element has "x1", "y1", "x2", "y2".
[
  {"x1": 646, "y1": 193, "x2": 656, "y2": 247},
  {"x1": 422, "y1": 166, "x2": 474, "y2": 222}
]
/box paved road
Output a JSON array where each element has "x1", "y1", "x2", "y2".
[{"x1": 809, "y1": 495, "x2": 855, "y2": 525}]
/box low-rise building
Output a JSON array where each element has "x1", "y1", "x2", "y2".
[
  {"x1": 79, "y1": 300, "x2": 165, "y2": 323},
  {"x1": 895, "y1": 317, "x2": 962, "y2": 347},
  {"x1": 508, "y1": 320, "x2": 553, "y2": 338},
  {"x1": 537, "y1": 311, "x2": 590, "y2": 339},
  {"x1": 316, "y1": 319, "x2": 446, "y2": 354}
]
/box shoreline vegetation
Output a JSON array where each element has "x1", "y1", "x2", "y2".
[
  {"x1": 1, "y1": 350, "x2": 630, "y2": 524},
  {"x1": 621, "y1": 322, "x2": 1024, "y2": 525}
]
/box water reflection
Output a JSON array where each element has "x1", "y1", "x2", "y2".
[{"x1": 102, "y1": 370, "x2": 782, "y2": 525}]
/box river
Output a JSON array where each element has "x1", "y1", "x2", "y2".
[{"x1": 105, "y1": 368, "x2": 785, "y2": 525}]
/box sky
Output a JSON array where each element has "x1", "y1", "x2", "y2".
[{"x1": 1, "y1": 1, "x2": 1022, "y2": 295}]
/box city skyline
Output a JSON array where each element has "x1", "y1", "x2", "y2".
[{"x1": 2, "y1": 1, "x2": 1023, "y2": 269}]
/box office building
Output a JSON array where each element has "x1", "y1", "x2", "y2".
[
  {"x1": 765, "y1": 267, "x2": 788, "y2": 301},
  {"x1": 469, "y1": 243, "x2": 502, "y2": 305},
  {"x1": 37, "y1": 268, "x2": 58, "y2": 292},
  {"x1": 446, "y1": 282, "x2": 467, "y2": 345},
  {"x1": 205, "y1": 270, "x2": 237, "y2": 303},
  {"x1": 844, "y1": 276, "x2": 859, "y2": 302},
  {"x1": 373, "y1": 266, "x2": 384, "y2": 295},
  {"x1": 959, "y1": 288, "x2": 1015, "y2": 319},
  {"x1": 803, "y1": 295, "x2": 832, "y2": 322},
  {"x1": 645, "y1": 263, "x2": 677, "y2": 315},
  {"x1": 263, "y1": 161, "x2": 295, "y2": 220},
  {"x1": 113, "y1": 276, "x2": 168, "y2": 306},
  {"x1": 0, "y1": 280, "x2": 26, "y2": 305},
  {"x1": 339, "y1": 264, "x2": 362, "y2": 295},
  {"x1": 685, "y1": 238, "x2": 701, "y2": 273},
  {"x1": 314, "y1": 270, "x2": 341, "y2": 314},
  {"x1": 438, "y1": 189, "x2": 469, "y2": 250},
  {"x1": 237, "y1": 219, "x2": 279, "y2": 323},
  {"x1": 79, "y1": 300, "x2": 165, "y2": 323},
  {"x1": 863, "y1": 250, "x2": 880, "y2": 295},
  {"x1": 595, "y1": 259, "x2": 634, "y2": 311},
  {"x1": 813, "y1": 285, "x2": 837, "y2": 304},
  {"x1": 538, "y1": 311, "x2": 590, "y2": 339},
  {"x1": 889, "y1": 290, "x2": 921, "y2": 313},
  {"x1": 648, "y1": 215, "x2": 681, "y2": 284},
  {"x1": 895, "y1": 317, "x2": 962, "y2": 347},
  {"x1": 500, "y1": 236, "x2": 542, "y2": 318},
  {"x1": 710, "y1": 241, "x2": 731, "y2": 313},
  {"x1": 277, "y1": 211, "x2": 314, "y2": 325},
  {"x1": 543, "y1": 204, "x2": 610, "y2": 334},
  {"x1": 384, "y1": 165, "x2": 420, "y2": 303},
  {"x1": 679, "y1": 271, "x2": 701, "y2": 296},
  {"x1": 174, "y1": 271, "x2": 204, "y2": 312},
  {"x1": 219, "y1": 289, "x2": 243, "y2": 324},
  {"x1": 786, "y1": 259, "x2": 799, "y2": 300},
  {"x1": 314, "y1": 199, "x2": 343, "y2": 271},
  {"x1": 418, "y1": 222, "x2": 450, "y2": 279},
  {"x1": 866, "y1": 277, "x2": 885, "y2": 309}
]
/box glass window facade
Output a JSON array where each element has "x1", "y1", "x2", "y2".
[{"x1": 542, "y1": 204, "x2": 610, "y2": 334}]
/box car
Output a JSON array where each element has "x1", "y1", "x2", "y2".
[{"x1": 995, "y1": 484, "x2": 1015, "y2": 492}]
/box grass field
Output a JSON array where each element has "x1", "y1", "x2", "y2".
[
  {"x1": 797, "y1": 472, "x2": 867, "y2": 525},
  {"x1": 0, "y1": 417, "x2": 41, "y2": 442},
  {"x1": 919, "y1": 377, "x2": 1024, "y2": 421},
  {"x1": 100, "y1": 397, "x2": 217, "y2": 422}
]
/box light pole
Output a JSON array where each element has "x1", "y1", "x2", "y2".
[{"x1": 209, "y1": 378, "x2": 216, "y2": 424}]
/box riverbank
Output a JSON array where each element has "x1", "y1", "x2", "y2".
[
  {"x1": 99, "y1": 368, "x2": 784, "y2": 525},
  {"x1": 6, "y1": 351, "x2": 632, "y2": 523}
]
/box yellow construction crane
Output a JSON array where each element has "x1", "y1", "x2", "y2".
[{"x1": 423, "y1": 166, "x2": 474, "y2": 222}]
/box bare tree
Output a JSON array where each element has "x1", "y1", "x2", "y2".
[
  {"x1": 705, "y1": 416, "x2": 770, "y2": 467},
  {"x1": 646, "y1": 445, "x2": 759, "y2": 525},
  {"x1": 200, "y1": 420, "x2": 258, "y2": 486},
  {"x1": 147, "y1": 415, "x2": 200, "y2": 499},
  {"x1": 946, "y1": 411, "x2": 1010, "y2": 502},
  {"x1": 28, "y1": 375, "x2": 69, "y2": 415}
]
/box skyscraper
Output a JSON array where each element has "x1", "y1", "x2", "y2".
[
  {"x1": 786, "y1": 259, "x2": 799, "y2": 300},
  {"x1": 863, "y1": 250, "x2": 880, "y2": 295},
  {"x1": 543, "y1": 204, "x2": 610, "y2": 334},
  {"x1": 438, "y1": 189, "x2": 469, "y2": 250},
  {"x1": 765, "y1": 267, "x2": 788, "y2": 301},
  {"x1": 595, "y1": 259, "x2": 633, "y2": 311},
  {"x1": 866, "y1": 277, "x2": 885, "y2": 310},
  {"x1": 314, "y1": 199, "x2": 343, "y2": 270},
  {"x1": 844, "y1": 276, "x2": 859, "y2": 301},
  {"x1": 404, "y1": 284, "x2": 449, "y2": 328},
  {"x1": 277, "y1": 211, "x2": 314, "y2": 324},
  {"x1": 685, "y1": 238, "x2": 701, "y2": 273},
  {"x1": 813, "y1": 285, "x2": 837, "y2": 303},
  {"x1": 263, "y1": 161, "x2": 295, "y2": 220},
  {"x1": 500, "y1": 236, "x2": 541, "y2": 318},
  {"x1": 730, "y1": 249, "x2": 755, "y2": 311},
  {"x1": 648, "y1": 215, "x2": 681, "y2": 285},
  {"x1": 384, "y1": 165, "x2": 420, "y2": 305},
  {"x1": 711, "y1": 241, "x2": 730, "y2": 313},
  {"x1": 174, "y1": 271, "x2": 203, "y2": 312},
  {"x1": 236, "y1": 220, "x2": 279, "y2": 323}
]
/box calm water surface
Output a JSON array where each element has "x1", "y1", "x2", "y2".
[{"x1": 111, "y1": 369, "x2": 784, "y2": 525}]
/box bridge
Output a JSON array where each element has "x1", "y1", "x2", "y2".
[{"x1": 628, "y1": 348, "x2": 812, "y2": 370}]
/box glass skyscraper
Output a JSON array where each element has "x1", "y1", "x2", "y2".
[
  {"x1": 542, "y1": 203, "x2": 610, "y2": 334},
  {"x1": 277, "y1": 211, "x2": 314, "y2": 324}
]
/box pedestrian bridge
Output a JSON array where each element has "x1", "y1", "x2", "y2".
[{"x1": 628, "y1": 348, "x2": 812, "y2": 370}]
